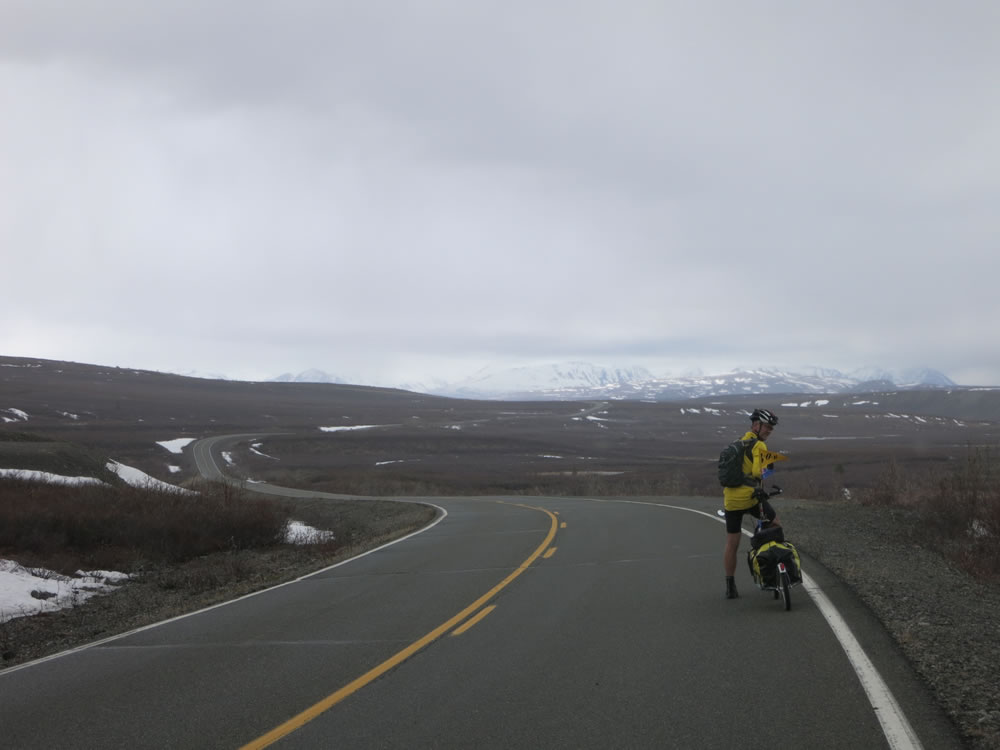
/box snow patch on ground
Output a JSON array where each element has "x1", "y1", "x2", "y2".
[
  {"x1": 2, "y1": 408, "x2": 29, "y2": 423},
  {"x1": 0, "y1": 469, "x2": 104, "y2": 486},
  {"x1": 1, "y1": 463, "x2": 190, "y2": 494},
  {"x1": 106, "y1": 460, "x2": 194, "y2": 494},
  {"x1": 0, "y1": 560, "x2": 130, "y2": 622},
  {"x1": 157, "y1": 438, "x2": 196, "y2": 454},
  {"x1": 250, "y1": 442, "x2": 278, "y2": 460},
  {"x1": 285, "y1": 521, "x2": 335, "y2": 544}
]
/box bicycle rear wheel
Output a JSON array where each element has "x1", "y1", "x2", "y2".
[{"x1": 780, "y1": 570, "x2": 792, "y2": 611}]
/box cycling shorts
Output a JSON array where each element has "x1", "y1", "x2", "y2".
[{"x1": 724, "y1": 499, "x2": 776, "y2": 534}]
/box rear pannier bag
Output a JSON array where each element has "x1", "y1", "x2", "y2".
[{"x1": 748, "y1": 541, "x2": 802, "y2": 587}]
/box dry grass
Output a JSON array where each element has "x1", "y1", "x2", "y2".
[
  {"x1": 0, "y1": 478, "x2": 289, "y2": 573},
  {"x1": 854, "y1": 446, "x2": 1000, "y2": 581}
]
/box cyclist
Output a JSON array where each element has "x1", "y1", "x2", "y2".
[{"x1": 723, "y1": 408, "x2": 780, "y2": 599}]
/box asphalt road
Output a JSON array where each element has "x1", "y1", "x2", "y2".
[{"x1": 0, "y1": 437, "x2": 963, "y2": 749}]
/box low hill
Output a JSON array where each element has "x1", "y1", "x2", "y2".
[
  {"x1": 0, "y1": 432, "x2": 119, "y2": 484},
  {"x1": 2, "y1": 354, "x2": 999, "y2": 496}
]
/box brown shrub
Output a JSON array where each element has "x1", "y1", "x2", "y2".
[
  {"x1": 919, "y1": 447, "x2": 1000, "y2": 580},
  {"x1": 0, "y1": 478, "x2": 289, "y2": 573}
]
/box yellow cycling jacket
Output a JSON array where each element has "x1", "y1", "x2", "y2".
[{"x1": 723, "y1": 431, "x2": 768, "y2": 511}]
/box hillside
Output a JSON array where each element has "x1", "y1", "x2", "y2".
[{"x1": 2, "y1": 355, "x2": 999, "y2": 497}]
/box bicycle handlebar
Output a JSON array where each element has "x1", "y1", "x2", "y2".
[{"x1": 754, "y1": 485, "x2": 782, "y2": 500}]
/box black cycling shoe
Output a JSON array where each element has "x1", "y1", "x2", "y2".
[{"x1": 725, "y1": 577, "x2": 739, "y2": 599}]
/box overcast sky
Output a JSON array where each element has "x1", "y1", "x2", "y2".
[{"x1": 2, "y1": 2, "x2": 998, "y2": 386}]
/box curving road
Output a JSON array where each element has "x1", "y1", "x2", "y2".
[{"x1": 0, "y1": 436, "x2": 962, "y2": 749}]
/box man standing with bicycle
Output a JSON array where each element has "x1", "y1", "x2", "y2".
[{"x1": 723, "y1": 408, "x2": 780, "y2": 599}]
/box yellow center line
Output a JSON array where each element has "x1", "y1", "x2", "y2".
[
  {"x1": 240, "y1": 503, "x2": 558, "y2": 749},
  {"x1": 451, "y1": 604, "x2": 496, "y2": 636}
]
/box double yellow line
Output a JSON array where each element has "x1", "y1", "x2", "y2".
[{"x1": 241, "y1": 503, "x2": 559, "y2": 749}]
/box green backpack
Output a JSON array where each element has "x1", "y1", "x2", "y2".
[{"x1": 718, "y1": 437, "x2": 757, "y2": 488}]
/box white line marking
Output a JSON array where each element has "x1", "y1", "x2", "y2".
[
  {"x1": 587, "y1": 498, "x2": 924, "y2": 750},
  {"x1": 801, "y1": 573, "x2": 924, "y2": 750}
]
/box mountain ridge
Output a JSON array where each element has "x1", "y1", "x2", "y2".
[{"x1": 268, "y1": 362, "x2": 959, "y2": 401}]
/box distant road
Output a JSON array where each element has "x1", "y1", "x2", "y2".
[
  {"x1": 0, "y1": 436, "x2": 961, "y2": 749},
  {"x1": 191, "y1": 433, "x2": 279, "y2": 483}
]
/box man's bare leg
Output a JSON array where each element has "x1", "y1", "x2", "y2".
[{"x1": 724, "y1": 532, "x2": 741, "y2": 598}]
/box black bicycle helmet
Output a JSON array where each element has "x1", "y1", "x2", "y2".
[{"x1": 750, "y1": 408, "x2": 778, "y2": 426}]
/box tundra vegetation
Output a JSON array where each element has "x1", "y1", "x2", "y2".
[{"x1": 860, "y1": 447, "x2": 1000, "y2": 581}]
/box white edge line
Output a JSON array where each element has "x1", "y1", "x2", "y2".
[
  {"x1": 800, "y1": 573, "x2": 924, "y2": 750},
  {"x1": 0, "y1": 503, "x2": 449, "y2": 677},
  {"x1": 588, "y1": 498, "x2": 924, "y2": 750}
]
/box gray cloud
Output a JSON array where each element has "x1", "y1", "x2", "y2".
[{"x1": 2, "y1": 2, "x2": 999, "y2": 386}]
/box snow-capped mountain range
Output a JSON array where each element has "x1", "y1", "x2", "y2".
[
  {"x1": 267, "y1": 362, "x2": 957, "y2": 401},
  {"x1": 271, "y1": 368, "x2": 348, "y2": 385}
]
